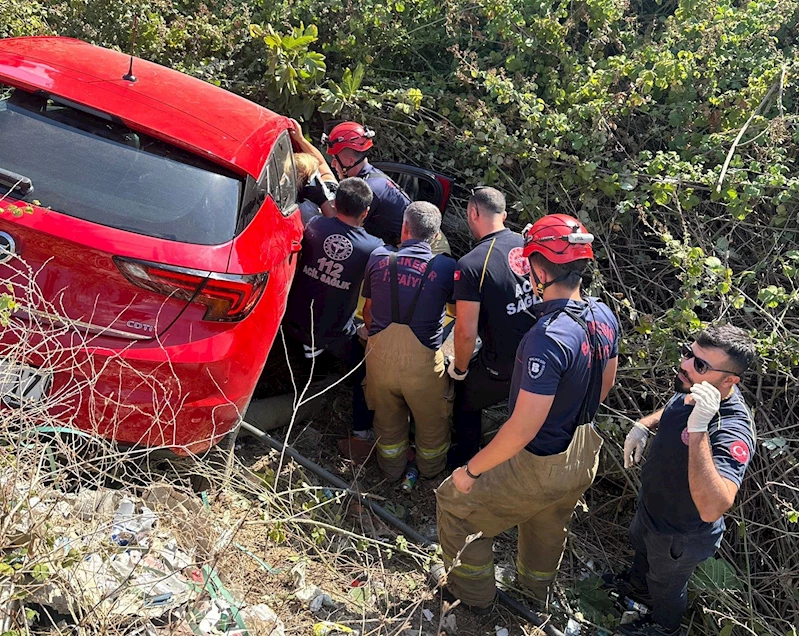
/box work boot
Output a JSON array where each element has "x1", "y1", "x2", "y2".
[
  {"x1": 603, "y1": 570, "x2": 653, "y2": 606},
  {"x1": 617, "y1": 619, "x2": 682, "y2": 636},
  {"x1": 441, "y1": 587, "x2": 495, "y2": 616},
  {"x1": 337, "y1": 429, "x2": 375, "y2": 464}
]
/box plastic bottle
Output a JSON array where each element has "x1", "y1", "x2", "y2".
[
  {"x1": 400, "y1": 464, "x2": 419, "y2": 492},
  {"x1": 609, "y1": 590, "x2": 650, "y2": 615},
  {"x1": 111, "y1": 498, "x2": 136, "y2": 546}
]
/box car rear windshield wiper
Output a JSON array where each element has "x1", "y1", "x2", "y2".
[{"x1": 0, "y1": 168, "x2": 34, "y2": 196}]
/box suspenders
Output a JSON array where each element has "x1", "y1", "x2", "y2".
[
  {"x1": 389, "y1": 252, "x2": 442, "y2": 325},
  {"x1": 540, "y1": 303, "x2": 604, "y2": 426}
]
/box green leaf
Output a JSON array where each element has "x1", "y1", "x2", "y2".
[
  {"x1": 348, "y1": 584, "x2": 370, "y2": 606},
  {"x1": 691, "y1": 557, "x2": 743, "y2": 592}
]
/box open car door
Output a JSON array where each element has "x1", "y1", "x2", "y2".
[{"x1": 372, "y1": 162, "x2": 454, "y2": 214}]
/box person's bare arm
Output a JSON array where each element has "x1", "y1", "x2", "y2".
[
  {"x1": 639, "y1": 408, "x2": 665, "y2": 431},
  {"x1": 453, "y1": 300, "x2": 479, "y2": 372},
  {"x1": 363, "y1": 298, "x2": 372, "y2": 331},
  {"x1": 288, "y1": 119, "x2": 336, "y2": 182},
  {"x1": 452, "y1": 390, "x2": 554, "y2": 493},
  {"x1": 600, "y1": 356, "x2": 618, "y2": 402},
  {"x1": 688, "y1": 433, "x2": 739, "y2": 522}
]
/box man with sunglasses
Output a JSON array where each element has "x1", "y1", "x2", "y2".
[
  {"x1": 322, "y1": 121, "x2": 410, "y2": 246},
  {"x1": 620, "y1": 325, "x2": 756, "y2": 636},
  {"x1": 446, "y1": 187, "x2": 537, "y2": 468}
]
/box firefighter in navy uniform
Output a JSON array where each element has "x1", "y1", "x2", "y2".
[
  {"x1": 446, "y1": 187, "x2": 537, "y2": 468},
  {"x1": 618, "y1": 325, "x2": 756, "y2": 636},
  {"x1": 282, "y1": 177, "x2": 383, "y2": 439},
  {"x1": 361, "y1": 202, "x2": 457, "y2": 481},
  {"x1": 322, "y1": 121, "x2": 411, "y2": 246},
  {"x1": 436, "y1": 214, "x2": 619, "y2": 613}
]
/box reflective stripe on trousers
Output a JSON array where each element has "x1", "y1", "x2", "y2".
[
  {"x1": 435, "y1": 423, "x2": 603, "y2": 607},
  {"x1": 364, "y1": 324, "x2": 453, "y2": 481}
]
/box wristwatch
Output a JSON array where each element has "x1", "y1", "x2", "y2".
[{"x1": 464, "y1": 464, "x2": 482, "y2": 479}]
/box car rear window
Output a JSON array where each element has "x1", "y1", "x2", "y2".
[{"x1": 0, "y1": 86, "x2": 243, "y2": 245}]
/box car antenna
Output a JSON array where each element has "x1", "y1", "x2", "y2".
[{"x1": 122, "y1": 15, "x2": 138, "y2": 83}]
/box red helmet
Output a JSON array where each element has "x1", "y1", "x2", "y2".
[
  {"x1": 322, "y1": 122, "x2": 375, "y2": 155},
  {"x1": 522, "y1": 214, "x2": 594, "y2": 263}
]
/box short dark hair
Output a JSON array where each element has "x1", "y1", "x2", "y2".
[
  {"x1": 335, "y1": 177, "x2": 373, "y2": 218},
  {"x1": 469, "y1": 187, "x2": 505, "y2": 215},
  {"x1": 695, "y1": 324, "x2": 756, "y2": 374},
  {"x1": 403, "y1": 201, "x2": 441, "y2": 242},
  {"x1": 530, "y1": 252, "x2": 590, "y2": 291}
]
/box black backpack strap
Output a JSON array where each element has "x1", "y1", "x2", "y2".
[
  {"x1": 561, "y1": 305, "x2": 603, "y2": 426},
  {"x1": 389, "y1": 251, "x2": 400, "y2": 323}
]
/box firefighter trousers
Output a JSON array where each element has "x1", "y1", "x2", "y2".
[
  {"x1": 436, "y1": 423, "x2": 603, "y2": 608},
  {"x1": 364, "y1": 323, "x2": 453, "y2": 481}
]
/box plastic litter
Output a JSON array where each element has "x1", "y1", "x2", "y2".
[
  {"x1": 111, "y1": 498, "x2": 157, "y2": 546},
  {"x1": 291, "y1": 562, "x2": 337, "y2": 612},
  {"x1": 313, "y1": 622, "x2": 356, "y2": 636},
  {"x1": 401, "y1": 464, "x2": 419, "y2": 492},
  {"x1": 564, "y1": 618, "x2": 582, "y2": 635},
  {"x1": 441, "y1": 613, "x2": 457, "y2": 634},
  {"x1": 240, "y1": 604, "x2": 286, "y2": 636},
  {"x1": 495, "y1": 627, "x2": 509, "y2": 636},
  {"x1": 422, "y1": 609, "x2": 434, "y2": 622}
]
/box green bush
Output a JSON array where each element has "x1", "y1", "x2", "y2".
[{"x1": 3, "y1": 0, "x2": 799, "y2": 631}]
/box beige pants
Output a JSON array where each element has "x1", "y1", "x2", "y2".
[
  {"x1": 364, "y1": 323, "x2": 453, "y2": 481},
  {"x1": 435, "y1": 423, "x2": 603, "y2": 607}
]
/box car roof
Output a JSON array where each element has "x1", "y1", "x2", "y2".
[{"x1": 0, "y1": 36, "x2": 286, "y2": 177}]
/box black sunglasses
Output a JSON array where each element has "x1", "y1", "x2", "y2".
[
  {"x1": 681, "y1": 344, "x2": 739, "y2": 376},
  {"x1": 469, "y1": 186, "x2": 488, "y2": 198}
]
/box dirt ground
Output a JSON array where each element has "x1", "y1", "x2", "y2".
[{"x1": 229, "y1": 351, "x2": 589, "y2": 636}]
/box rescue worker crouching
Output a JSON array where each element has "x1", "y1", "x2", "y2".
[
  {"x1": 435, "y1": 214, "x2": 620, "y2": 612},
  {"x1": 362, "y1": 201, "x2": 457, "y2": 481},
  {"x1": 447, "y1": 186, "x2": 537, "y2": 468},
  {"x1": 618, "y1": 325, "x2": 756, "y2": 636},
  {"x1": 282, "y1": 177, "x2": 383, "y2": 438},
  {"x1": 323, "y1": 121, "x2": 411, "y2": 247}
]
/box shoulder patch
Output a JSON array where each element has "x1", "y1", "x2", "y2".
[
  {"x1": 527, "y1": 356, "x2": 546, "y2": 380},
  {"x1": 323, "y1": 234, "x2": 354, "y2": 261},
  {"x1": 729, "y1": 440, "x2": 750, "y2": 464},
  {"x1": 508, "y1": 246, "x2": 531, "y2": 277},
  {"x1": 454, "y1": 270, "x2": 461, "y2": 281}
]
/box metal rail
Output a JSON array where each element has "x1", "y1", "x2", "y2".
[{"x1": 240, "y1": 421, "x2": 566, "y2": 636}]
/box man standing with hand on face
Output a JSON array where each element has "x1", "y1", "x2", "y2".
[{"x1": 619, "y1": 325, "x2": 756, "y2": 636}]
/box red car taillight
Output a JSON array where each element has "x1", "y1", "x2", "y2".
[{"x1": 113, "y1": 257, "x2": 268, "y2": 322}]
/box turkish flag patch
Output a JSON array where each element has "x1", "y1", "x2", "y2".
[
  {"x1": 454, "y1": 270, "x2": 461, "y2": 281},
  {"x1": 729, "y1": 440, "x2": 750, "y2": 464}
]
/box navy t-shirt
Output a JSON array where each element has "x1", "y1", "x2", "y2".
[
  {"x1": 363, "y1": 239, "x2": 456, "y2": 349},
  {"x1": 284, "y1": 216, "x2": 382, "y2": 348},
  {"x1": 358, "y1": 163, "x2": 411, "y2": 246},
  {"x1": 507, "y1": 298, "x2": 620, "y2": 456},
  {"x1": 454, "y1": 228, "x2": 538, "y2": 379},
  {"x1": 640, "y1": 387, "x2": 755, "y2": 536}
]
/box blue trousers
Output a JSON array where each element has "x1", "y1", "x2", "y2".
[{"x1": 629, "y1": 510, "x2": 721, "y2": 632}]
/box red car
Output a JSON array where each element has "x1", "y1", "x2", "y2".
[
  {"x1": 0, "y1": 36, "x2": 305, "y2": 454},
  {"x1": 0, "y1": 37, "x2": 454, "y2": 455}
]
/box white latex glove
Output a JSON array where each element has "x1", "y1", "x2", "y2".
[
  {"x1": 686, "y1": 381, "x2": 721, "y2": 433},
  {"x1": 623, "y1": 422, "x2": 650, "y2": 469},
  {"x1": 446, "y1": 357, "x2": 468, "y2": 381}
]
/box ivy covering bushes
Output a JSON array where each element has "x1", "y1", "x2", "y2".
[{"x1": 4, "y1": 0, "x2": 799, "y2": 632}]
